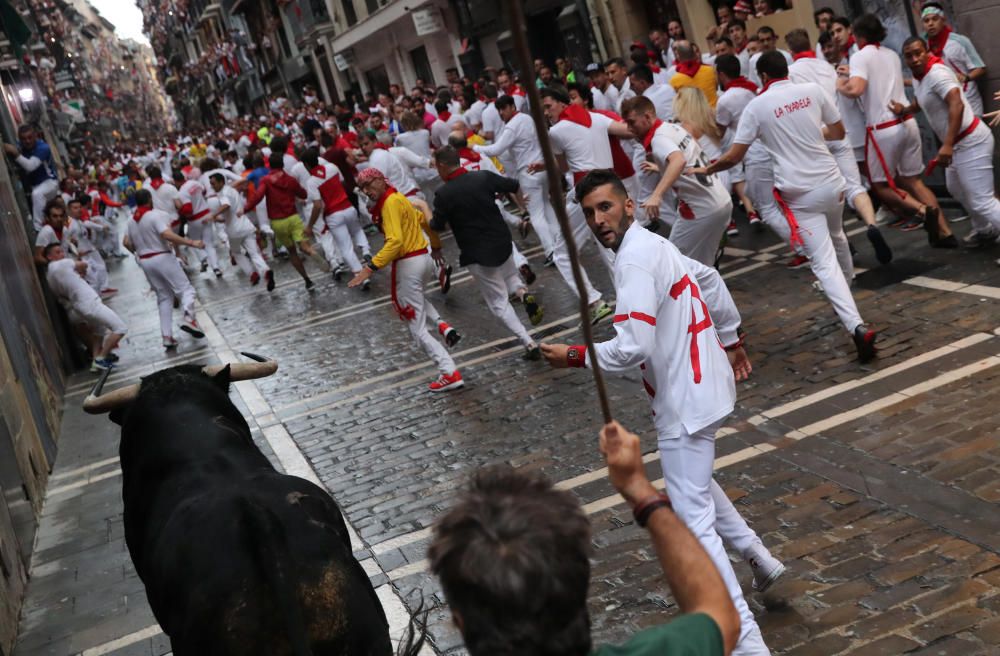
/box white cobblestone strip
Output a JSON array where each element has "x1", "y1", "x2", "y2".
[{"x1": 78, "y1": 624, "x2": 162, "y2": 656}]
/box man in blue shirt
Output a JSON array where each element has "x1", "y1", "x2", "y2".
[{"x1": 4, "y1": 125, "x2": 59, "y2": 230}]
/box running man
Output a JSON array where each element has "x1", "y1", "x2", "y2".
[
  {"x1": 207, "y1": 172, "x2": 273, "y2": 290},
  {"x1": 348, "y1": 168, "x2": 464, "y2": 393}
]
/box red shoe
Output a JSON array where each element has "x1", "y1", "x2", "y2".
[
  {"x1": 429, "y1": 370, "x2": 464, "y2": 393},
  {"x1": 726, "y1": 220, "x2": 739, "y2": 237},
  {"x1": 785, "y1": 254, "x2": 809, "y2": 269},
  {"x1": 748, "y1": 211, "x2": 763, "y2": 230},
  {"x1": 438, "y1": 321, "x2": 461, "y2": 347},
  {"x1": 250, "y1": 272, "x2": 261, "y2": 286}
]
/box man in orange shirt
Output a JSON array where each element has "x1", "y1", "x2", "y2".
[{"x1": 670, "y1": 41, "x2": 719, "y2": 107}]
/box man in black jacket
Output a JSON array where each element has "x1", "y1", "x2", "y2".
[{"x1": 430, "y1": 146, "x2": 543, "y2": 360}]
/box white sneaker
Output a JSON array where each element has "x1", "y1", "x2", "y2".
[
  {"x1": 874, "y1": 205, "x2": 893, "y2": 225},
  {"x1": 745, "y1": 542, "x2": 785, "y2": 593}
]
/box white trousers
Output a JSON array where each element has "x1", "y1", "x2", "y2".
[
  {"x1": 311, "y1": 220, "x2": 342, "y2": 266},
  {"x1": 139, "y1": 253, "x2": 197, "y2": 339},
  {"x1": 668, "y1": 202, "x2": 732, "y2": 267},
  {"x1": 69, "y1": 298, "x2": 127, "y2": 336},
  {"x1": 829, "y1": 139, "x2": 867, "y2": 209},
  {"x1": 325, "y1": 206, "x2": 372, "y2": 273},
  {"x1": 552, "y1": 195, "x2": 615, "y2": 306},
  {"x1": 520, "y1": 172, "x2": 558, "y2": 255},
  {"x1": 467, "y1": 255, "x2": 534, "y2": 348},
  {"x1": 81, "y1": 250, "x2": 108, "y2": 293},
  {"x1": 778, "y1": 186, "x2": 863, "y2": 333},
  {"x1": 228, "y1": 231, "x2": 269, "y2": 276},
  {"x1": 391, "y1": 253, "x2": 457, "y2": 375},
  {"x1": 658, "y1": 420, "x2": 771, "y2": 656},
  {"x1": 186, "y1": 218, "x2": 219, "y2": 270},
  {"x1": 745, "y1": 159, "x2": 792, "y2": 248},
  {"x1": 946, "y1": 131, "x2": 1000, "y2": 235},
  {"x1": 31, "y1": 178, "x2": 59, "y2": 230}
]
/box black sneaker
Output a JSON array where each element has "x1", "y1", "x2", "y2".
[
  {"x1": 214, "y1": 268, "x2": 223, "y2": 278},
  {"x1": 543, "y1": 253, "x2": 555, "y2": 267},
  {"x1": 519, "y1": 263, "x2": 536, "y2": 285},
  {"x1": 932, "y1": 234, "x2": 959, "y2": 249},
  {"x1": 438, "y1": 321, "x2": 461, "y2": 348},
  {"x1": 923, "y1": 206, "x2": 941, "y2": 244},
  {"x1": 524, "y1": 345, "x2": 541, "y2": 361},
  {"x1": 867, "y1": 225, "x2": 893, "y2": 264},
  {"x1": 305, "y1": 278, "x2": 315, "y2": 291},
  {"x1": 853, "y1": 324, "x2": 877, "y2": 363},
  {"x1": 332, "y1": 265, "x2": 347, "y2": 281},
  {"x1": 200, "y1": 261, "x2": 208, "y2": 272},
  {"x1": 266, "y1": 270, "x2": 275, "y2": 292}
]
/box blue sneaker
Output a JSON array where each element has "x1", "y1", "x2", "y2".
[{"x1": 90, "y1": 357, "x2": 114, "y2": 373}]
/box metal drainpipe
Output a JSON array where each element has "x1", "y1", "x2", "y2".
[{"x1": 584, "y1": 0, "x2": 609, "y2": 62}]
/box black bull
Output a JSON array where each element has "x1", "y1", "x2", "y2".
[{"x1": 92, "y1": 363, "x2": 421, "y2": 655}]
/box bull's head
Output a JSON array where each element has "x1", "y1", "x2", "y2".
[{"x1": 82, "y1": 352, "x2": 278, "y2": 416}]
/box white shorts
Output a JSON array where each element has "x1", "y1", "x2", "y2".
[
  {"x1": 70, "y1": 299, "x2": 127, "y2": 335},
  {"x1": 865, "y1": 118, "x2": 923, "y2": 183}
]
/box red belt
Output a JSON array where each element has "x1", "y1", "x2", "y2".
[
  {"x1": 771, "y1": 189, "x2": 805, "y2": 250},
  {"x1": 139, "y1": 250, "x2": 169, "y2": 259},
  {"x1": 189, "y1": 209, "x2": 210, "y2": 221},
  {"x1": 955, "y1": 116, "x2": 981, "y2": 144},
  {"x1": 870, "y1": 114, "x2": 913, "y2": 131},
  {"x1": 404, "y1": 188, "x2": 420, "y2": 197},
  {"x1": 399, "y1": 247, "x2": 428, "y2": 260},
  {"x1": 572, "y1": 170, "x2": 590, "y2": 184}
]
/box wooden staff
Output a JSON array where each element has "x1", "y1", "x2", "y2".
[{"x1": 506, "y1": 0, "x2": 613, "y2": 424}]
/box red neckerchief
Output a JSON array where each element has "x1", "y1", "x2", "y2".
[
  {"x1": 506, "y1": 85, "x2": 526, "y2": 97},
  {"x1": 132, "y1": 206, "x2": 151, "y2": 223},
  {"x1": 762, "y1": 77, "x2": 788, "y2": 93},
  {"x1": 650, "y1": 63, "x2": 662, "y2": 74},
  {"x1": 842, "y1": 35, "x2": 856, "y2": 58},
  {"x1": 913, "y1": 55, "x2": 944, "y2": 81},
  {"x1": 370, "y1": 185, "x2": 398, "y2": 225},
  {"x1": 674, "y1": 59, "x2": 702, "y2": 78},
  {"x1": 149, "y1": 177, "x2": 164, "y2": 190},
  {"x1": 53, "y1": 225, "x2": 63, "y2": 240},
  {"x1": 558, "y1": 104, "x2": 592, "y2": 127},
  {"x1": 927, "y1": 25, "x2": 952, "y2": 57},
  {"x1": 444, "y1": 167, "x2": 469, "y2": 181},
  {"x1": 310, "y1": 165, "x2": 327, "y2": 178},
  {"x1": 724, "y1": 77, "x2": 759, "y2": 93},
  {"x1": 458, "y1": 148, "x2": 480, "y2": 162},
  {"x1": 792, "y1": 50, "x2": 817, "y2": 60},
  {"x1": 371, "y1": 142, "x2": 389, "y2": 151},
  {"x1": 438, "y1": 111, "x2": 452, "y2": 122},
  {"x1": 736, "y1": 41, "x2": 747, "y2": 54},
  {"x1": 642, "y1": 119, "x2": 664, "y2": 153}
]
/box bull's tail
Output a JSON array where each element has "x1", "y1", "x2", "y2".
[{"x1": 241, "y1": 499, "x2": 314, "y2": 656}]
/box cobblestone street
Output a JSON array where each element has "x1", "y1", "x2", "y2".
[{"x1": 14, "y1": 211, "x2": 1000, "y2": 655}]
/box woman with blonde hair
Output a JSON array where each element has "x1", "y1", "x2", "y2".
[{"x1": 672, "y1": 87, "x2": 759, "y2": 236}]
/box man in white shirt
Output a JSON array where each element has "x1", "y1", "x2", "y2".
[
  {"x1": 627, "y1": 64, "x2": 675, "y2": 121},
  {"x1": 430, "y1": 99, "x2": 460, "y2": 149},
  {"x1": 748, "y1": 26, "x2": 793, "y2": 87},
  {"x1": 702, "y1": 50, "x2": 878, "y2": 363},
  {"x1": 33, "y1": 199, "x2": 70, "y2": 265},
  {"x1": 897, "y1": 37, "x2": 1000, "y2": 250},
  {"x1": 541, "y1": 170, "x2": 778, "y2": 656},
  {"x1": 124, "y1": 189, "x2": 206, "y2": 349},
  {"x1": 478, "y1": 85, "x2": 503, "y2": 141},
  {"x1": 44, "y1": 243, "x2": 126, "y2": 371},
  {"x1": 621, "y1": 95, "x2": 731, "y2": 266},
  {"x1": 66, "y1": 196, "x2": 112, "y2": 295},
  {"x1": 585, "y1": 63, "x2": 614, "y2": 111},
  {"x1": 786, "y1": 28, "x2": 892, "y2": 264},
  {"x1": 207, "y1": 172, "x2": 272, "y2": 289},
  {"x1": 358, "y1": 130, "x2": 421, "y2": 198},
  {"x1": 604, "y1": 57, "x2": 635, "y2": 113},
  {"x1": 177, "y1": 169, "x2": 222, "y2": 275},
  {"x1": 837, "y1": 14, "x2": 956, "y2": 248},
  {"x1": 921, "y1": 3, "x2": 986, "y2": 117}
]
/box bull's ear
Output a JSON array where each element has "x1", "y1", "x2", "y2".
[{"x1": 213, "y1": 364, "x2": 232, "y2": 388}]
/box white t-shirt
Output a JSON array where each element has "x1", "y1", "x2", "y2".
[
  {"x1": 849, "y1": 44, "x2": 908, "y2": 126},
  {"x1": 646, "y1": 122, "x2": 730, "y2": 218},
  {"x1": 35, "y1": 224, "x2": 65, "y2": 249},
  {"x1": 367, "y1": 148, "x2": 418, "y2": 195},
  {"x1": 395, "y1": 130, "x2": 432, "y2": 159},
  {"x1": 127, "y1": 208, "x2": 174, "y2": 256},
  {"x1": 716, "y1": 86, "x2": 757, "y2": 151},
  {"x1": 549, "y1": 112, "x2": 615, "y2": 175},
  {"x1": 643, "y1": 83, "x2": 676, "y2": 121},
  {"x1": 47, "y1": 258, "x2": 98, "y2": 308},
  {"x1": 481, "y1": 102, "x2": 503, "y2": 139},
  {"x1": 835, "y1": 53, "x2": 867, "y2": 149},
  {"x1": 178, "y1": 179, "x2": 210, "y2": 220},
  {"x1": 735, "y1": 79, "x2": 844, "y2": 196},
  {"x1": 941, "y1": 34, "x2": 984, "y2": 116},
  {"x1": 591, "y1": 86, "x2": 613, "y2": 112},
  {"x1": 749, "y1": 49, "x2": 793, "y2": 87},
  {"x1": 208, "y1": 185, "x2": 255, "y2": 238},
  {"x1": 474, "y1": 112, "x2": 542, "y2": 175},
  {"x1": 913, "y1": 63, "x2": 986, "y2": 149},
  {"x1": 465, "y1": 99, "x2": 487, "y2": 129},
  {"x1": 66, "y1": 217, "x2": 95, "y2": 253},
  {"x1": 150, "y1": 180, "x2": 180, "y2": 221}
]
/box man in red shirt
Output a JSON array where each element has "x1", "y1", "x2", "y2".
[{"x1": 244, "y1": 153, "x2": 315, "y2": 289}]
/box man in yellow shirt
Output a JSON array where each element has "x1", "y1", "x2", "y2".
[
  {"x1": 670, "y1": 41, "x2": 719, "y2": 108},
  {"x1": 348, "y1": 167, "x2": 465, "y2": 392}
]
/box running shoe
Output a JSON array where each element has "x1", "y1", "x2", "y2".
[
  {"x1": 888, "y1": 216, "x2": 909, "y2": 228},
  {"x1": 106, "y1": 352, "x2": 120, "y2": 363},
  {"x1": 932, "y1": 234, "x2": 958, "y2": 249},
  {"x1": 543, "y1": 253, "x2": 555, "y2": 268},
  {"x1": 429, "y1": 370, "x2": 464, "y2": 392},
  {"x1": 948, "y1": 214, "x2": 970, "y2": 223},
  {"x1": 590, "y1": 300, "x2": 613, "y2": 324},
  {"x1": 266, "y1": 270, "x2": 275, "y2": 292},
  {"x1": 200, "y1": 261, "x2": 209, "y2": 272},
  {"x1": 519, "y1": 263, "x2": 536, "y2": 285},
  {"x1": 438, "y1": 321, "x2": 461, "y2": 348},
  {"x1": 180, "y1": 316, "x2": 205, "y2": 339},
  {"x1": 748, "y1": 211, "x2": 763, "y2": 230},
  {"x1": 90, "y1": 357, "x2": 114, "y2": 373},
  {"x1": 923, "y1": 206, "x2": 941, "y2": 243},
  {"x1": 438, "y1": 263, "x2": 453, "y2": 294},
  {"x1": 900, "y1": 218, "x2": 923, "y2": 232},
  {"x1": 745, "y1": 543, "x2": 786, "y2": 593},
  {"x1": 332, "y1": 265, "x2": 347, "y2": 281},
  {"x1": 962, "y1": 228, "x2": 999, "y2": 248},
  {"x1": 524, "y1": 294, "x2": 544, "y2": 325},
  {"x1": 853, "y1": 324, "x2": 878, "y2": 363},
  {"x1": 867, "y1": 225, "x2": 893, "y2": 264},
  {"x1": 305, "y1": 278, "x2": 315, "y2": 291},
  {"x1": 162, "y1": 336, "x2": 178, "y2": 349},
  {"x1": 213, "y1": 268, "x2": 223, "y2": 278},
  {"x1": 786, "y1": 254, "x2": 809, "y2": 269},
  {"x1": 360, "y1": 278, "x2": 371, "y2": 291},
  {"x1": 726, "y1": 220, "x2": 739, "y2": 237},
  {"x1": 230, "y1": 255, "x2": 237, "y2": 266},
  {"x1": 250, "y1": 272, "x2": 260, "y2": 286},
  {"x1": 524, "y1": 345, "x2": 542, "y2": 361}
]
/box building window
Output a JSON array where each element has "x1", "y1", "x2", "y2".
[
  {"x1": 410, "y1": 45, "x2": 433, "y2": 86},
  {"x1": 365, "y1": 0, "x2": 380, "y2": 15},
  {"x1": 341, "y1": 0, "x2": 358, "y2": 26}
]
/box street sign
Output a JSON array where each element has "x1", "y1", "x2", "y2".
[
  {"x1": 412, "y1": 7, "x2": 445, "y2": 37},
  {"x1": 333, "y1": 50, "x2": 355, "y2": 72}
]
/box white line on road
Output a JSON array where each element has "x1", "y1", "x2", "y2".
[
  {"x1": 78, "y1": 624, "x2": 162, "y2": 656},
  {"x1": 905, "y1": 276, "x2": 1000, "y2": 300}
]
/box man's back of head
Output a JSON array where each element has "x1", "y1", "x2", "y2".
[{"x1": 429, "y1": 465, "x2": 592, "y2": 656}]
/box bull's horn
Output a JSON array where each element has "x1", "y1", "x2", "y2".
[
  {"x1": 82, "y1": 368, "x2": 140, "y2": 414},
  {"x1": 202, "y1": 352, "x2": 277, "y2": 381}
]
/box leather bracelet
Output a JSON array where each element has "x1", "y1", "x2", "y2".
[
  {"x1": 367, "y1": 263, "x2": 378, "y2": 273},
  {"x1": 633, "y1": 492, "x2": 672, "y2": 528}
]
